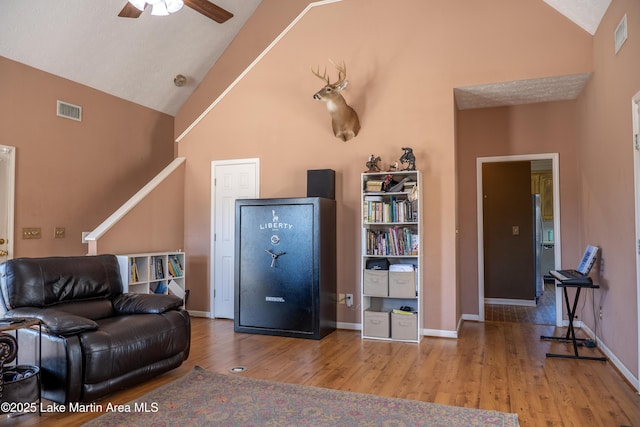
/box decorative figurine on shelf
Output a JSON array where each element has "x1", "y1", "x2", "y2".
[
  {"x1": 399, "y1": 147, "x2": 416, "y2": 171},
  {"x1": 365, "y1": 154, "x2": 381, "y2": 172},
  {"x1": 388, "y1": 161, "x2": 399, "y2": 172}
]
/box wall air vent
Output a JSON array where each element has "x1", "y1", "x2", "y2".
[
  {"x1": 56, "y1": 100, "x2": 82, "y2": 122},
  {"x1": 614, "y1": 14, "x2": 627, "y2": 54}
]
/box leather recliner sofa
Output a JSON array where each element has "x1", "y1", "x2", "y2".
[{"x1": 0, "y1": 254, "x2": 190, "y2": 403}]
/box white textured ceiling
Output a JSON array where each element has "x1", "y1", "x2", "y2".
[
  {"x1": 0, "y1": 1, "x2": 609, "y2": 116},
  {"x1": 0, "y1": 0, "x2": 262, "y2": 116},
  {"x1": 544, "y1": 0, "x2": 611, "y2": 35},
  {"x1": 454, "y1": 73, "x2": 592, "y2": 110}
]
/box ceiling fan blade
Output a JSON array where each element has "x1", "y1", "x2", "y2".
[
  {"x1": 118, "y1": 2, "x2": 145, "y2": 18},
  {"x1": 184, "y1": 0, "x2": 233, "y2": 23}
]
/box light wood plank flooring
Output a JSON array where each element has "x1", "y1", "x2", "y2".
[{"x1": 5, "y1": 318, "x2": 640, "y2": 426}]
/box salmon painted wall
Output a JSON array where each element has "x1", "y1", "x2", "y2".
[
  {"x1": 88, "y1": 162, "x2": 185, "y2": 256},
  {"x1": 457, "y1": 101, "x2": 582, "y2": 315},
  {"x1": 576, "y1": 0, "x2": 640, "y2": 380},
  {"x1": 0, "y1": 57, "x2": 175, "y2": 258},
  {"x1": 176, "y1": 0, "x2": 315, "y2": 137},
  {"x1": 177, "y1": 0, "x2": 592, "y2": 333}
]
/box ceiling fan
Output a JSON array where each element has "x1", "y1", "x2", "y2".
[{"x1": 118, "y1": 0, "x2": 233, "y2": 23}]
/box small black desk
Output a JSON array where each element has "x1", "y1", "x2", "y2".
[{"x1": 540, "y1": 282, "x2": 607, "y2": 361}]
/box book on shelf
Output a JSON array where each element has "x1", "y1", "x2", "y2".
[
  {"x1": 363, "y1": 198, "x2": 418, "y2": 223},
  {"x1": 404, "y1": 181, "x2": 416, "y2": 190},
  {"x1": 366, "y1": 227, "x2": 419, "y2": 256},
  {"x1": 168, "y1": 255, "x2": 184, "y2": 277},
  {"x1": 365, "y1": 180, "x2": 384, "y2": 191},
  {"x1": 392, "y1": 308, "x2": 416, "y2": 315},
  {"x1": 129, "y1": 258, "x2": 139, "y2": 282},
  {"x1": 387, "y1": 177, "x2": 412, "y2": 192},
  {"x1": 154, "y1": 258, "x2": 165, "y2": 280},
  {"x1": 168, "y1": 279, "x2": 185, "y2": 299},
  {"x1": 154, "y1": 281, "x2": 167, "y2": 294}
]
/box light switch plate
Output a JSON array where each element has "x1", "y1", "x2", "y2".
[
  {"x1": 54, "y1": 227, "x2": 66, "y2": 239},
  {"x1": 23, "y1": 227, "x2": 41, "y2": 239}
]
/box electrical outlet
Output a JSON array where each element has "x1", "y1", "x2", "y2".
[
  {"x1": 599, "y1": 306, "x2": 603, "y2": 319},
  {"x1": 338, "y1": 293, "x2": 345, "y2": 304},
  {"x1": 346, "y1": 294, "x2": 353, "y2": 308},
  {"x1": 599, "y1": 257, "x2": 604, "y2": 274}
]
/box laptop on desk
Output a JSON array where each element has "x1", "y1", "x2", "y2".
[{"x1": 550, "y1": 245, "x2": 599, "y2": 285}]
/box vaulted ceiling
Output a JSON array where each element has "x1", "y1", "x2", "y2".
[{"x1": 0, "y1": 1, "x2": 611, "y2": 116}]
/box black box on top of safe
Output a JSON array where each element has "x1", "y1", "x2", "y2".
[
  {"x1": 234, "y1": 197, "x2": 336, "y2": 339},
  {"x1": 307, "y1": 169, "x2": 335, "y2": 199}
]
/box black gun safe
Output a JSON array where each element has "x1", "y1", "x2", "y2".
[{"x1": 234, "y1": 197, "x2": 336, "y2": 339}]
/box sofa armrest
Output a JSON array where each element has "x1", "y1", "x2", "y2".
[
  {"x1": 4, "y1": 308, "x2": 98, "y2": 336},
  {"x1": 112, "y1": 293, "x2": 183, "y2": 315}
]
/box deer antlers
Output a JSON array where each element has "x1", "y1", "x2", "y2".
[{"x1": 311, "y1": 60, "x2": 347, "y2": 86}]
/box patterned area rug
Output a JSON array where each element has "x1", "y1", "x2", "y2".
[{"x1": 84, "y1": 366, "x2": 519, "y2": 426}]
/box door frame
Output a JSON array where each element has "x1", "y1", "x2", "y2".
[
  {"x1": 477, "y1": 153, "x2": 562, "y2": 325},
  {"x1": 0, "y1": 145, "x2": 16, "y2": 261},
  {"x1": 209, "y1": 158, "x2": 260, "y2": 319},
  {"x1": 631, "y1": 90, "x2": 640, "y2": 390}
]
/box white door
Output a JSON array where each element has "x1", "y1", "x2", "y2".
[
  {"x1": 211, "y1": 159, "x2": 259, "y2": 319},
  {"x1": 632, "y1": 90, "x2": 640, "y2": 389},
  {"x1": 0, "y1": 145, "x2": 15, "y2": 262}
]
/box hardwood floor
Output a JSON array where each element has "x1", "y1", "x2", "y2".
[{"x1": 6, "y1": 317, "x2": 640, "y2": 426}]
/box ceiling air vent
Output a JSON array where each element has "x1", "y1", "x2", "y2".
[{"x1": 56, "y1": 100, "x2": 82, "y2": 122}]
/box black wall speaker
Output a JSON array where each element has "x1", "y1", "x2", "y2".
[{"x1": 307, "y1": 169, "x2": 335, "y2": 199}]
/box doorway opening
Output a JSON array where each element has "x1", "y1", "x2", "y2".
[{"x1": 477, "y1": 153, "x2": 562, "y2": 326}]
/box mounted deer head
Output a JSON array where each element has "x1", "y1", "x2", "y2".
[{"x1": 312, "y1": 61, "x2": 361, "y2": 142}]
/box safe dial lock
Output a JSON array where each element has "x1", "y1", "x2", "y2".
[{"x1": 264, "y1": 249, "x2": 286, "y2": 268}]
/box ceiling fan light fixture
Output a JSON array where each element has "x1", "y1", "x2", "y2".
[
  {"x1": 151, "y1": 2, "x2": 169, "y2": 16},
  {"x1": 128, "y1": 0, "x2": 147, "y2": 11},
  {"x1": 165, "y1": 0, "x2": 184, "y2": 13}
]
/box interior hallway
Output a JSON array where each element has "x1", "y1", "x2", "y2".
[{"x1": 485, "y1": 282, "x2": 556, "y2": 324}]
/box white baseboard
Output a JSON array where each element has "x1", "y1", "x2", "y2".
[
  {"x1": 337, "y1": 322, "x2": 457, "y2": 339},
  {"x1": 568, "y1": 321, "x2": 639, "y2": 393},
  {"x1": 337, "y1": 322, "x2": 361, "y2": 331},
  {"x1": 422, "y1": 328, "x2": 458, "y2": 339},
  {"x1": 485, "y1": 298, "x2": 536, "y2": 307},
  {"x1": 188, "y1": 310, "x2": 210, "y2": 318}
]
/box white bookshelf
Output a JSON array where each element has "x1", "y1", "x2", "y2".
[
  {"x1": 361, "y1": 171, "x2": 422, "y2": 342},
  {"x1": 117, "y1": 252, "x2": 186, "y2": 301}
]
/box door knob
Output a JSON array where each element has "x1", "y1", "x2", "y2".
[
  {"x1": 0, "y1": 250, "x2": 7, "y2": 257},
  {"x1": 0, "y1": 238, "x2": 5, "y2": 244}
]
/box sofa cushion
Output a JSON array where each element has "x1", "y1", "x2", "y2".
[
  {"x1": 80, "y1": 311, "x2": 190, "y2": 385},
  {"x1": 0, "y1": 255, "x2": 123, "y2": 309},
  {"x1": 5, "y1": 307, "x2": 98, "y2": 335},
  {"x1": 112, "y1": 293, "x2": 183, "y2": 314},
  {"x1": 49, "y1": 299, "x2": 115, "y2": 320}
]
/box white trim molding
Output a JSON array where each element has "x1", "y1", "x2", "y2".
[{"x1": 176, "y1": 0, "x2": 343, "y2": 143}]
